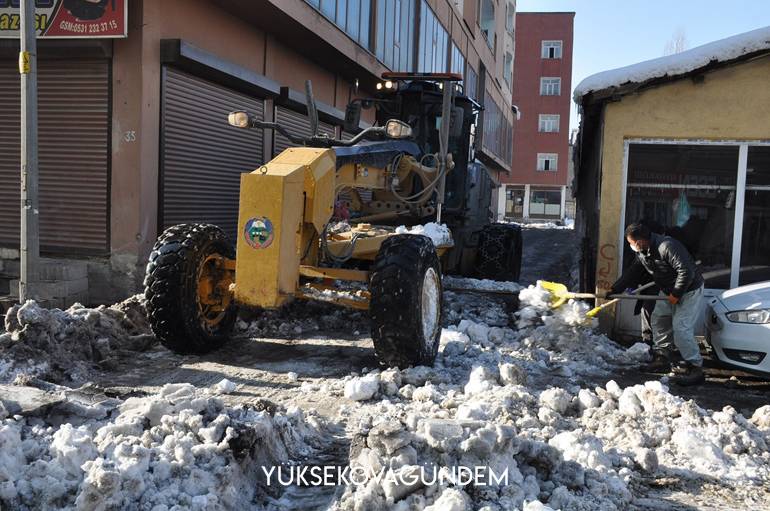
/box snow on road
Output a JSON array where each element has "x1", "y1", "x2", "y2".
[{"x1": 1, "y1": 278, "x2": 770, "y2": 510}]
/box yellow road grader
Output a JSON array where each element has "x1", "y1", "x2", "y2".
[{"x1": 144, "y1": 72, "x2": 522, "y2": 368}]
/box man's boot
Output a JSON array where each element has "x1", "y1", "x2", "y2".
[
  {"x1": 641, "y1": 351, "x2": 672, "y2": 373},
  {"x1": 672, "y1": 362, "x2": 705, "y2": 386}
]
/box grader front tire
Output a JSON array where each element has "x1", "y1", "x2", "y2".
[
  {"x1": 369, "y1": 235, "x2": 443, "y2": 368},
  {"x1": 144, "y1": 223, "x2": 236, "y2": 354}
]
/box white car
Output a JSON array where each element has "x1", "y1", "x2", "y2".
[{"x1": 705, "y1": 281, "x2": 770, "y2": 375}]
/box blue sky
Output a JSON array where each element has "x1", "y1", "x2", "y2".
[{"x1": 516, "y1": 0, "x2": 770, "y2": 131}]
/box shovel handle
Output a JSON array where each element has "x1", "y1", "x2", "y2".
[
  {"x1": 568, "y1": 292, "x2": 599, "y2": 299},
  {"x1": 609, "y1": 294, "x2": 668, "y2": 300}
]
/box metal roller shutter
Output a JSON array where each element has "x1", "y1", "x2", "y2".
[
  {"x1": 161, "y1": 67, "x2": 265, "y2": 241},
  {"x1": 273, "y1": 106, "x2": 336, "y2": 156},
  {"x1": 0, "y1": 58, "x2": 109, "y2": 253}
]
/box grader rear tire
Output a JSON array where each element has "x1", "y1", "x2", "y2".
[
  {"x1": 144, "y1": 223, "x2": 236, "y2": 354},
  {"x1": 476, "y1": 223, "x2": 522, "y2": 282},
  {"x1": 369, "y1": 235, "x2": 443, "y2": 368}
]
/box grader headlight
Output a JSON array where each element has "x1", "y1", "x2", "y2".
[
  {"x1": 385, "y1": 119, "x2": 413, "y2": 139},
  {"x1": 228, "y1": 111, "x2": 250, "y2": 128}
]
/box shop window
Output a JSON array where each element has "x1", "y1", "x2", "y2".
[
  {"x1": 739, "y1": 146, "x2": 770, "y2": 285},
  {"x1": 541, "y1": 40, "x2": 563, "y2": 59},
  {"x1": 530, "y1": 190, "x2": 561, "y2": 216},
  {"x1": 538, "y1": 114, "x2": 560, "y2": 133},
  {"x1": 624, "y1": 144, "x2": 739, "y2": 289},
  {"x1": 540, "y1": 77, "x2": 561, "y2": 96},
  {"x1": 537, "y1": 153, "x2": 558, "y2": 171},
  {"x1": 506, "y1": 187, "x2": 524, "y2": 217}
]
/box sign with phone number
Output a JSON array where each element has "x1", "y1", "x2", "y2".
[{"x1": 0, "y1": 0, "x2": 126, "y2": 38}]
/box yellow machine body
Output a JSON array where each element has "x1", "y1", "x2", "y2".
[
  {"x1": 234, "y1": 147, "x2": 335, "y2": 308},
  {"x1": 233, "y1": 145, "x2": 453, "y2": 310}
]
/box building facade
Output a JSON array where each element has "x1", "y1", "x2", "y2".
[
  {"x1": 573, "y1": 27, "x2": 770, "y2": 340},
  {"x1": 498, "y1": 11, "x2": 574, "y2": 222},
  {"x1": 0, "y1": 0, "x2": 515, "y2": 306}
]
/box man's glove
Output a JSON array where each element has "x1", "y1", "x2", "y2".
[{"x1": 668, "y1": 294, "x2": 680, "y2": 305}]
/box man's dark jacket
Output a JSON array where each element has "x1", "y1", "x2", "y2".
[{"x1": 611, "y1": 233, "x2": 703, "y2": 299}]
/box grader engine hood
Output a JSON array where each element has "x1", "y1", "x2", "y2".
[{"x1": 234, "y1": 147, "x2": 335, "y2": 308}]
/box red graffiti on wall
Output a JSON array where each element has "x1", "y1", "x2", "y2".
[{"x1": 597, "y1": 243, "x2": 616, "y2": 283}]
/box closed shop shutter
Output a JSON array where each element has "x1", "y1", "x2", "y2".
[
  {"x1": 161, "y1": 67, "x2": 265, "y2": 241},
  {"x1": 273, "y1": 105, "x2": 336, "y2": 156},
  {"x1": 0, "y1": 58, "x2": 109, "y2": 253}
]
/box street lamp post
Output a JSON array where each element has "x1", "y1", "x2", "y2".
[{"x1": 19, "y1": 0, "x2": 40, "y2": 303}]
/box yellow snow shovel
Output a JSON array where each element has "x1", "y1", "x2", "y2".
[
  {"x1": 585, "y1": 281, "x2": 658, "y2": 318},
  {"x1": 541, "y1": 280, "x2": 667, "y2": 316},
  {"x1": 540, "y1": 281, "x2": 599, "y2": 309}
]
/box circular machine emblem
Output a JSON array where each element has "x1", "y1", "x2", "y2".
[{"x1": 244, "y1": 217, "x2": 275, "y2": 249}]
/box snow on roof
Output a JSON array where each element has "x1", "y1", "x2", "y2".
[{"x1": 574, "y1": 25, "x2": 770, "y2": 103}]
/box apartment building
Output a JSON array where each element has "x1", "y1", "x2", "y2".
[{"x1": 498, "y1": 11, "x2": 574, "y2": 221}]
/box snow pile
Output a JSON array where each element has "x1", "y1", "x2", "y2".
[
  {"x1": 0, "y1": 296, "x2": 153, "y2": 384},
  {"x1": 521, "y1": 222, "x2": 573, "y2": 230},
  {"x1": 574, "y1": 26, "x2": 770, "y2": 101},
  {"x1": 395, "y1": 223, "x2": 453, "y2": 247},
  {"x1": 443, "y1": 276, "x2": 522, "y2": 294},
  {"x1": 234, "y1": 299, "x2": 368, "y2": 338},
  {"x1": 0, "y1": 383, "x2": 330, "y2": 510},
  {"x1": 330, "y1": 284, "x2": 717, "y2": 510}
]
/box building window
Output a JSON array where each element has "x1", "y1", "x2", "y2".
[
  {"x1": 541, "y1": 40, "x2": 563, "y2": 59},
  {"x1": 530, "y1": 190, "x2": 562, "y2": 216},
  {"x1": 540, "y1": 77, "x2": 561, "y2": 96},
  {"x1": 537, "y1": 153, "x2": 558, "y2": 171},
  {"x1": 376, "y1": 0, "x2": 415, "y2": 71},
  {"x1": 451, "y1": 42, "x2": 465, "y2": 77},
  {"x1": 465, "y1": 64, "x2": 478, "y2": 100},
  {"x1": 482, "y1": 89, "x2": 514, "y2": 168},
  {"x1": 307, "y1": 0, "x2": 371, "y2": 49},
  {"x1": 480, "y1": 0, "x2": 495, "y2": 49},
  {"x1": 503, "y1": 51, "x2": 513, "y2": 88},
  {"x1": 418, "y1": 1, "x2": 449, "y2": 73},
  {"x1": 538, "y1": 114, "x2": 560, "y2": 133},
  {"x1": 505, "y1": 2, "x2": 515, "y2": 33}
]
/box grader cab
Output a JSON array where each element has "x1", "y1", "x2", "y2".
[{"x1": 144, "y1": 73, "x2": 521, "y2": 368}]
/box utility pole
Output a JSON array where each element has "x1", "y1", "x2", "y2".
[{"x1": 19, "y1": 0, "x2": 39, "y2": 302}]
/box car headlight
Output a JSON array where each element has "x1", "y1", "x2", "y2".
[{"x1": 725, "y1": 309, "x2": 770, "y2": 324}]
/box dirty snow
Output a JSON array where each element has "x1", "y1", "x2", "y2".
[
  {"x1": 3, "y1": 282, "x2": 770, "y2": 509},
  {"x1": 395, "y1": 222, "x2": 453, "y2": 247},
  {"x1": 574, "y1": 25, "x2": 770, "y2": 101},
  {"x1": 443, "y1": 276, "x2": 522, "y2": 293},
  {"x1": 328, "y1": 283, "x2": 770, "y2": 510},
  {"x1": 0, "y1": 383, "x2": 331, "y2": 510},
  {"x1": 0, "y1": 295, "x2": 152, "y2": 385}
]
